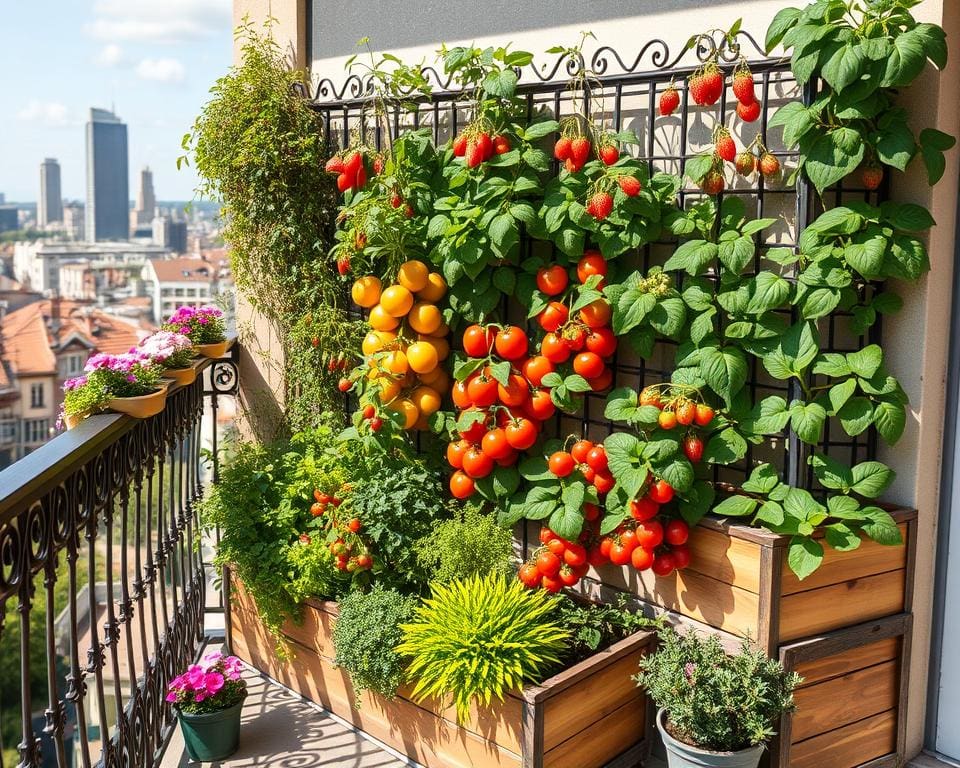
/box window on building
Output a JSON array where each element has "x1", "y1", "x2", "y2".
[
  {"x1": 59, "y1": 354, "x2": 84, "y2": 377},
  {"x1": 30, "y1": 383, "x2": 44, "y2": 409},
  {"x1": 24, "y1": 419, "x2": 49, "y2": 443},
  {"x1": 185, "y1": 288, "x2": 196, "y2": 297},
  {"x1": 175, "y1": 288, "x2": 185, "y2": 297},
  {"x1": 161, "y1": 287, "x2": 173, "y2": 296}
]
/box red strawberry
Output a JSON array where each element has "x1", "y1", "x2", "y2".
[
  {"x1": 759, "y1": 152, "x2": 780, "y2": 177},
  {"x1": 404, "y1": 203, "x2": 414, "y2": 218},
  {"x1": 737, "y1": 99, "x2": 761, "y2": 123},
  {"x1": 714, "y1": 129, "x2": 736, "y2": 163},
  {"x1": 659, "y1": 86, "x2": 680, "y2": 116},
  {"x1": 465, "y1": 139, "x2": 483, "y2": 168},
  {"x1": 701, "y1": 65, "x2": 724, "y2": 105},
  {"x1": 336, "y1": 173, "x2": 352, "y2": 192},
  {"x1": 452, "y1": 134, "x2": 468, "y2": 156},
  {"x1": 493, "y1": 135, "x2": 510, "y2": 154},
  {"x1": 570, "y1": 137, "x2": 592, "y2": 167},
  {"x1": 701, "y1": 170, "x2": 725, "y2": 195},
  {"x1": 564, "y1": 158, "x2": 577, "y2": 173},
  {"x1": 336, "y1": 255, "x2": 350, "y2": 275},
  {"x1": 862, "y1": 165, "x2": 884, "y2": 191},
  {"x1": 599, "y1": 144, "x2": 619, "y2": 165},
  {"x1": 618, "y1": 176, "x2": 642, "y2": 197},
  {"x1": 587, "y1": 191, "x2": 614, "y2": 221},
  {"x1": 733, "y1": 69, "x2": 756, "y2": 105},
  {"x1": 372, "y1": 156, "x2": 385, "y2": 174},
  {"x1": 554, "y1": 136, "x2": 572, "y2": 161},
  {"x1": 476, "y1": 132, "x2": 493, "y2": 160},
  {"x1": 735, "y1": 151, "x2": 756, "y2": 176},
  {"x1": 343, "y1": 151, "x2": 362, "y2": 176},
  {"x1": 688, "y1": 72, "x2": 707, "y2": 105},
  {"x1": 325, "y1": 156, "x2": 345, "y2": 174},
  {"x1": 390, "y1": 192, "x2": 402, "y2": 208},
  {"x1": 682, "y1": 435, "x2": 704, "y2": 463}
]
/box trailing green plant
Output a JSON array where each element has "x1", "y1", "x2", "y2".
[
  {"x1": 635, "y1": 627, "x2": 800, "y2": 752},
  {"x1": 413, "y1": 504, "x2": 514, "y2": 583},
  {"x1": 287, "y1": 535, "x2": 350, "y2": 605},
  {"x1": 765, "y1": 0, "x2": 954, "y2": 193},
  {"x1": 332, "y1": 586, "x2": 418, "y2": 701},
  {"x1": 183, "y1": 20, "x2": 349, "y2": 431},
  {"x1": 397, "y1": 574, "x2": 570, "y2": 722}
]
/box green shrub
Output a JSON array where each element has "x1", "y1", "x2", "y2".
[
  {"x1": 397, "y1": 575, "x2": 570, "y2": 723},
  {"x1": 287, "y1": 536, "x2": 349, "y2": 605},
  {"x1": 555, "y1": 594, "x2": 657, "y2": 665},
  {"x1": 413, "y1": 504, "x2": 513, "y2": 583},
  {"x1": 634, "y1": 628, "x2": 800, "y2": 751},
  {"x1": 332, "y1": 586, "x2": 418, "y2": 701}
]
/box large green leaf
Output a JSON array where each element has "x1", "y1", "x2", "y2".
[
  {"x1": 821, "y1": 41, "x2": 865, "y2": 91},
  {"x1": 803, "y1": 127, "x2": 865, "y2": 194},
  {"x1": 699, "y1": 346, "x2": 748, "y2": 406},
  {"x1": 788, "y1": 537, "x2": 824, "y2": 581},
  {"x1": 850, "y1": 461, "x2": 895, "y2": 498}
]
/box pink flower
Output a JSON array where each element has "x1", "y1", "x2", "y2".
[{"x1": 204, "y1": 673, "x2": 225, "y2": 695}]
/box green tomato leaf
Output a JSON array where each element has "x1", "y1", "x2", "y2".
[{"x1": 787, "y1": 536, "x2": 824, "y2": 581}]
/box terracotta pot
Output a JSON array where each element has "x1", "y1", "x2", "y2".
[
  {"x1": 107, "y1": 388, "x2": 167, "y2": 419},
  {"x1": 194, "y1": 340, "x2": 228, "y2": 359},
  {"x1": 64, "y1": 412, "x2": 84, "y2": 430},
  {"x1": 162, "y1": 366, "x2": 197, "y2": 387}
]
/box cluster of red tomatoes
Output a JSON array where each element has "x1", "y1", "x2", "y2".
[
  {"x1": 309, "y1": 488, "x2": 374, "y2": 573},
  {"x1": 519, "y1": 525, "x2": 594, "y2": 592},
  {"x1": 324, "y1": 149, "x2": 383, "y2": 193},
  {"x1": 551, "y1": 438, "x2": 615, "y2": 495},
  {"x1": 452, "y1": 127, "x2": 511, "y2": 168},
  {"x1": 447, "y1": 324, "x2": 556, "y2": 499},
  {"x1": 640, "y1": 384, "x2": 715, "y2": 463},
  {"x1": 534, "y1": 250, "x2": 617, "y2": 392}
]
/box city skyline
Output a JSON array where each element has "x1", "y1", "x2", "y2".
[{"x1": 0, "y1": 1, "x2": 233, "y2": 203}]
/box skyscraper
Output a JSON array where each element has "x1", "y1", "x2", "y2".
[
  {"x1": 39, "y1": 158, "x2": 63, "y2": 226},
  {"x1": 85, "y1": 108, "x2": 129, "y2": 242},
  {"x1": 134, "y1": 166, "x2": 156, "y2": 225}
]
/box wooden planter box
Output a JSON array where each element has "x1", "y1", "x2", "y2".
[
  {"x1": 570, "y1": 507, "x2": 917, "y2": 768},
  {"x1": 228, "y1": 578, "x2": 656, "y2": 768}
]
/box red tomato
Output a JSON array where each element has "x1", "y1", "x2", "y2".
[
  {"x1": 665, "y1": 519, "x2": 690, "y2": 546},
  {"x1": 547, "y1": 538, "x2": 567, "y2": 556},
  {"x1": 609, "y1": 542, "x2": 633, "y2": 566},
  {"x1": 539, "y1": 526, "x2": 558, "y2": 545},
  {"x1": 559, "y1": 565, "x2": 580, "y2": 587},
  {"x1": 585, "y1": 446, "x2": 608, "y2": 472},
  {"x1": 587, "y1": 546, "x2": 608, "y2": 567},
  {"x1": 593, "y1": 471, "x2": 615, "y2": 494},
  {"x1": 571, "y1": 440, "x2": 594, "y2": 464},
  {"x1": 635, "y1": 520, "x2": 664, "y2": 549},
  {"x1": 631, "y1": 546, "x2": 655, "y2": 571},
  {"x1": 467, "y1": 372, "x2": 498, "y2": 407},
  {"x1": 599, "y1": 536, "x2": 614, "y2": 557},
  {"x1": 652, "y1": 552, "x2": 676, "y2": 577},
  {"x1": 449, "y1": 470, "x2": 475, "y2": 499},
  {"x1": 462, "y1": 324, "x2": 495, "y2": 357},
  {"x1": 495, "y1": 326, "x2": 528, "y2": 360},
  {"x1": 649, "y1": 479, "x2": 675, "y2": 504},
  {"x1": 539, "y1": 302, "x2": 569, "y2": 333},
  {"x1": 498, "y1": 374, "x2": 529, "y2": 407},
  {"x1": 536, "y1": 264, "x2": 569, "y2": 296},
  {"x1": 548, "y1": 451, "x2": 575, "y2": 477},
  {"x1": 525, "y1": 390, "x2": 556, "y2": 421},
  {"x1": 630, "y1": 497, "x2": 660, "y2": 521},
  {"x1": 518, "y1": 563, "x2": 541, "y2": 588},
  {"x1": 536, "y1": 550, "x2": 561, "y2": 577},
  {"x1": 671, "y1": 544, "x2": 691, "y2": 569},
  {"x1": 452, "y1": 379, "x2": 473, "y2": 409},
  {"x1": 446, "y1": 439, "x2": 470, "y2": 469},
  {"x1": 481, "y1": 428, "x2": 512, "y2": 459},
  {"x1": 583, "y1": 502, "x2": 601, "y2": 521},
  {"x1": 495, "y1": 448, "x2": 518, "y2": 467},
  {"x1": 579, "y1": 299, "x2": 612, "y2": 329},
  {"x1": 563, "y1": 543, "x2": 587, "y2": 567},
  {"x1": 541, "y1": 574, "x2": 564, "y2": 593},
  {"x1": 573, "y1": 351, "x2": 604, "y2": 379},
  {"x1": 462, "y1": 446, "x2": 494, "y2": 478},
  {"x1": 562, "y1": 326, "x2": 586, "y2": 351},
  {"x1": 522, "y1": 356, "x2": 554, "y2": 387},
  {"x1": 585, "y1": 327, "x2": 617, "y2": 357},
  {"x1": 619, "y1": 529, "x2": 640, "y2": 551},
  {"x1": 589, "y1": 367, "x2": 614, "y2": 392},
  {"x1": 458, "y1": 409, "x2": 488, "y2": 442},
  {"x1": 694, "y1": 403, "x2": 715, "y2": 426},
  {"x1": 540, "y1": 333, "x2": 571, "y2": 363},
  {"x1": 577, "y1": 250, "x2": 608, "y2": 285},
  {"x1": 505, "y1": 418, "x2": 538, "y2": 450}
]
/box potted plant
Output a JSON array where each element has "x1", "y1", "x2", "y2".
[
  {"x1": 58, "y1": 374, "x2": 110, "y2": 429},
  {"x1": 164, "y1": 305, "x2": 228, "y2": 358},
  {"x1": 139, "y1": 330, "x2": 198, "y2": 386},
  {"x1": 166, "y1": 651, "x2": 248, "y2": 761},
  {"x1": 82, "y1": 351, "x2": 167, "y2": 419},
  {"x1": 634, "y1": 628, "x2": 799, "y2": 768}
]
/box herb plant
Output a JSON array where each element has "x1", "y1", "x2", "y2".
[
  {"x1": 413, "y1": 504, "x2": 514, "y2": 583},
  {"x1": 635, "y1": 628, "x2": 800, "y2": 752}
]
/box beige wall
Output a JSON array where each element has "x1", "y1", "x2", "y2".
[{"x1": 237, "y1": 0, "x2": 960, "y2": 757}]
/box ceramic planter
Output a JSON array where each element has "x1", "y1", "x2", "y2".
[
  {"x1": 657, "y1": 710, "x2": 764, "y2": 768},
  {"x1": 64, "y1": 413, "x2": 85, "y2": 430},
  {"x1": 107, "y1": 388, "x2": 167, "y2": 419},
  {"x1": 194, "y1": 340, "x2": 229, "y2": 359},
  {"x1": 177, "y1": 700, "x2": 244, "y2": 761},
  {"x1": 163, "y1": 366, "x2": 197, "y2": 387}
]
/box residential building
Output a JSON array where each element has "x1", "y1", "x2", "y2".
[
  {"x1": 152, "y1": 215, "x2": 188, "y2": 254},
  {"x1": 62, "y1": 202, "x2": 85, "y2": 241},
  {"x1": 0, "y1": 298, "x2": 152, "y2": 464},
  {"x1": 140, "y1": 254, "x2": 229, "y2": 322},
  {"x1": 38, "y1": 158, "x2": 63, "y2": 226},
  {"x1": 0, "y1": 206, "x2": 18, "y2": 233},
  {"x1": 12, "y1": 240, "x2": 169, "y2": 295},
  {"x1": 85, "y1": 108, "x2": 129, "y2": 242}
]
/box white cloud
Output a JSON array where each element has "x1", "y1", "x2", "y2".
[
  {"x1": 16, "y1": 101, "x2": 71, "y2": 127},
  {"x1": 85, "y1": 0, "x2": 231, "y2": 44},
  {"x1": 136, "y1": 58, "x2": 186, "y2": 83},
  {"x1": 96, "y1": 43, "x2": 125, "y2": 67}
]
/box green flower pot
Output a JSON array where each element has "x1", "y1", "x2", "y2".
[{"x1": 177, "y1": 700, "x2": 244, "y2": 761}]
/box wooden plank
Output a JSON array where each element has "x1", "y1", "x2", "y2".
[
  {"x1": 758, "y1": 545, "x2": 780, "y2": 655},
  {"x1": 789, "y1": 710, "x2": 896, "y2": 768},
  {"x1": 541, "y1": 652, "x2": 645, "y2": 752},
  {"x1": 685, "y1": 526, "x2": 765, "y2": 593},
  {"x1": 778, "y1": 570, "x2": 905, "y2": 643},
  {"x1": 790, "y1": 660, "x2": 897, "y2": 742},
  {"x1": 542, "y1": 698, "x2": 646, "y2": 768},
  {"x1": 780, "y1": 525, "x2": 908, "y2": 595},
  {"x1": 793, "y1": 637, "x2": 899, "y2": 689},
  {"x1": 592, "y1": 564, "x2": 762, "y2": 639}
]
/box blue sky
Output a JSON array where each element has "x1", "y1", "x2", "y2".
[{"x1": 0, "y1": 0, "x2": 233, "y2": 203}]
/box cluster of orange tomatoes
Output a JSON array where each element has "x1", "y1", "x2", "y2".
[
  {"x1": 534, "y1": 250, "x2": 617, "y2": 392},
  {"x1": 343, "y1": 260, "x2": 451, "y2": 430}
]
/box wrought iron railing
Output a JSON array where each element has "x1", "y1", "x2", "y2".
[{"x1": 0, "y1": 350, "x2": 238, "y2": 768}]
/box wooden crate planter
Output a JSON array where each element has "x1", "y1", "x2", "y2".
[
  {"x1": 228, "y1": 578, "x2": 656, "y2": 768},
  {"x1": 584, "y1": 507, "x2": 916, "y2": 656}
]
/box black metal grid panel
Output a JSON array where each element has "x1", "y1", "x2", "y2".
[{"x1": 309, "y1": 32, "x2": 880, "y2": 493}]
